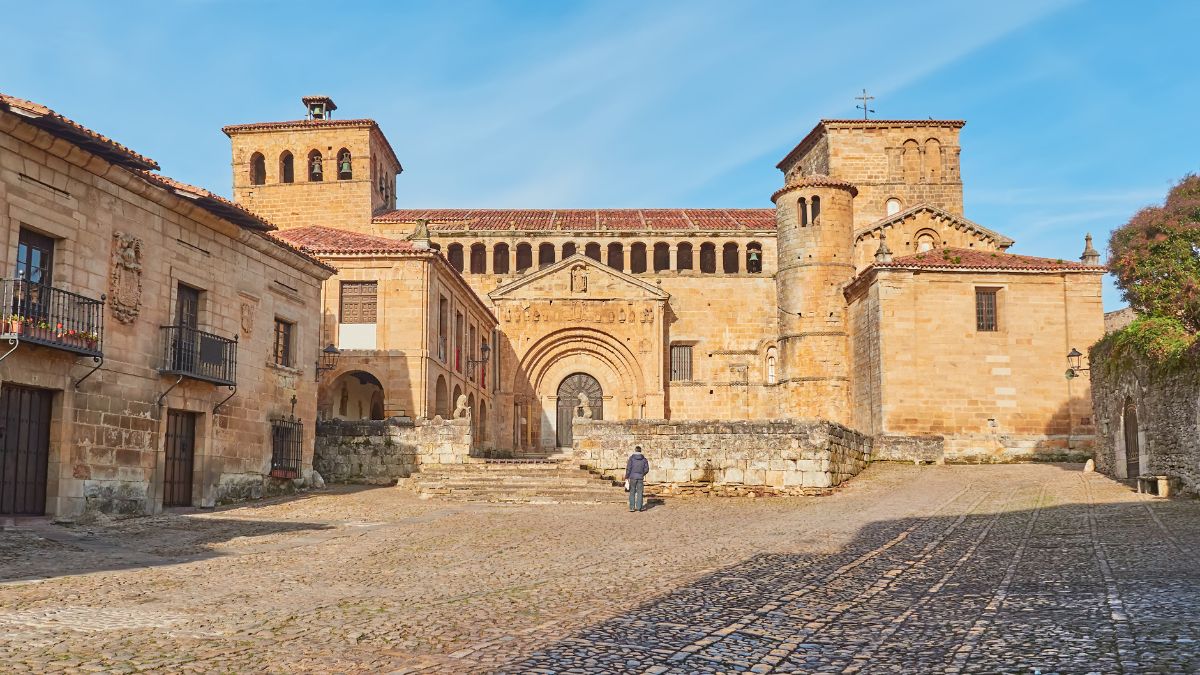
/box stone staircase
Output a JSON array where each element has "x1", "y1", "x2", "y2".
[{"x1": 402, "y1": 459, "x2": 626, "y2": 504}]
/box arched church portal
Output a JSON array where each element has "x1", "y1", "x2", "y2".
[{"x1": 556, "y1": 373, "x2": 603, "y2": 447}]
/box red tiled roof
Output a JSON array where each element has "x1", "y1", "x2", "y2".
[
  {"x1": 221, "y1": 118, "x2": 402, "y2": 170},
  {"x1": 878, "y1": 248, "x2": 1104, "y2": 272},
  {"x1": 274, "y1": 226, "x2": 415, "y2": 255},
  {"x1": 0, "y1": 92, "x2": 159, "y2": 170},
  {"x1": 134, "y1": 170, "x2": 276, "y2": 232},
  {"x1": 373, "y1": 209, "x2": 777, "y2": 232},
  {"x1": 771, "y1": 174, "x2": 858, "y2": 202}
]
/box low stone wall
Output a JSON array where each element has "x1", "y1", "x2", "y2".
[
  {"x1": 1090, "y1": 348, "x2": 1200, "y2": 494},
  {"x1": 872, "y1": 435, "x2": 945, "y2": 463},
  {"x1": 572, "y1": 419, "x2": 870, "y2": 493},
  {"x1": 314, "y1": 417, "x2": 472, "y2": 484}
]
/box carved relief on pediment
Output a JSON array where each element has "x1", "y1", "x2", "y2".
[{"x1": 109, "y1": 231, "x2": 143, "y2": 324}]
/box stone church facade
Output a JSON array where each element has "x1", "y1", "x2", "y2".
[{"x1": 228, "y1": 97, "x2": 1105, "y2": 464}]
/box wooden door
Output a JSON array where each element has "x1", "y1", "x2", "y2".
[
  {"x1": 163, "y1": 410, "x2": 197, "y2": 507},
  {"x1": 1123, "y1": 400, "x2": 1140, "y2": 479},
  {"x1": 0, "y1": 385, "x2": 53, "y2": 515}
]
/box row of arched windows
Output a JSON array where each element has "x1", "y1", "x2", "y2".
[
  {"x1": 440, "y1": 241, "x2": 765, "y2": 276},
  {"x1": 248, "y1": 148, "x2": 353, "y2": 186}
]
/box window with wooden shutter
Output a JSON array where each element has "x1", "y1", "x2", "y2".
[
  {"x1": 670, "y1": 345, "x2": 693, "y2": 381},
  {"x1": 340, "y1": 281, "x2": 377, "y2": 324},
  {"x1": 273, "y1": 318, "x2": 293, "y2": 367}
]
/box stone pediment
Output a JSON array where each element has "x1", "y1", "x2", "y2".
[
  {"x1": 853, "y1": 203, "x2": 1014, "y2": 249},
  {"x1": 489, "y1": 254, "x2": 669, "y2": 302}
]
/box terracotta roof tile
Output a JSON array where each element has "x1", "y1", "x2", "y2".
[
  {"x1": 0, "y1": 92, "x2": 159, "y2": 170},
  {"x1": 879, "y1": 248, "x2": 1104, "y2": 272},
  {"x1": 374, "y1": 208, "x2": 777, "y2": 232},
  {"x1": 133, "y1": 170, "x2": 276, "y2": 232},
  {"x1": 274, "y1": 226, "x2": 415, "y2": 255}
]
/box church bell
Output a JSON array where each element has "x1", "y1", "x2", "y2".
[
  {"x1": 339, "y1": 157, "x2": 352, "y2": 174},
  {"x1": 310, "y1": 157, "x2": 323, "y2": 176}
]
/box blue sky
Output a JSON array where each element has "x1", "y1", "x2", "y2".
[{"x1": 4, "y1": 0, "x2": 1198, "y2": 309}]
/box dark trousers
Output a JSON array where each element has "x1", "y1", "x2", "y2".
[{"x1": 628, "y1": 478, "x2": 645, "y2": 511}]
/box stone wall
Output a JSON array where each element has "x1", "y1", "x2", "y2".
[
  {"x1": 871, "y1": 435, "x2": 945, "y2": 463},
  {"x1": 1090, "y1": 348, "x2": 1200, "y2": 494},
  {"x1": 314, "y1": 417, "x2": 472, "y2": 484},
  {"x1": 572, "y1": 419, "x2": 870, "y2": 493}
]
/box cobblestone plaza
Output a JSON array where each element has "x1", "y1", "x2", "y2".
[{"x1": 1, "y1": 463, "x2": 1197, "y2": 673}]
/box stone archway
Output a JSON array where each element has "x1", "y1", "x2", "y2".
[
  {"x1": 556, "y1": 373, "x2": 603, "y2": 447},
  {"x1": 331, "y1": 370, "x2": 386, "y2": 421},
  {"x1": 514, "y1": 327, "x2": 656, "y2": 451}
]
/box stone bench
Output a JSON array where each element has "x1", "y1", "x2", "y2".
[{"x1": 1137, "y1": 475, "x2": 1180, "y2": 497}]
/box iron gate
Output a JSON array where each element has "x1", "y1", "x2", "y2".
[
  {"x1": 0, "y1": 385, "x2": 53, "y2": 515},
  {"x1": 556, "y1": 373, "x2": 603, "y2": 447},
  {"x1": 163, "y1": 410, "x2": 197, "y2": 507}
]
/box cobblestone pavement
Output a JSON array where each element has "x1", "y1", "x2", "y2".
[{"x1": 1, "y1": 464, "x2": 1198, "y2": 673}]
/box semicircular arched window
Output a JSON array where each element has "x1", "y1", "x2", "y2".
[{"x1": 337, "y1": 148, "x2": 352, "y2": 180}]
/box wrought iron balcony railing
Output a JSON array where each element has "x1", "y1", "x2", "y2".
[
  {"x1": 1, "y1": 278, "x2": 104, "y2": 357},
  {"x1": 160, "y1": 324, "x2": 237, "y2": 386}
]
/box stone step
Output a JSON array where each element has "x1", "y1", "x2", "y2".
[
  {"x1": 415, "y1": 477, "x2": 613, "y2": 488},
  {"x1": 418, "y1": 487, "x2": 627, "y2": 504},
  {"x1": 403, "y1": 460, "x2": 624, "y2": 504}
]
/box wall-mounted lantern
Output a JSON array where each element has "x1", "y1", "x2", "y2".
[
  {"x1": 466, "y1": 342, "x2": 491, "y2": 370},
  {"x1": 1065, "y1": 347, "x2": 1089, "y2": 379},
  {"x1": 315, "y1": 343, "x2": 340, "y2": 381}
]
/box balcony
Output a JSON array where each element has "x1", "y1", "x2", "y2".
[
  {"x1": 160, "y1": 325, "x2": 237, "y2": 386},
  {"x1": 1, "y1": 278, "x2": 104, "y2": 357}
]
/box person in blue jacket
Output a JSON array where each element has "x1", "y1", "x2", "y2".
[{"x1": 625, "y1": 446, "x2": 650, "y2": 512}]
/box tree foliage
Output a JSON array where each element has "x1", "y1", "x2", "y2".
[{"x1": 1109, "y1": 174, "x2": 1200, "y2": 331}]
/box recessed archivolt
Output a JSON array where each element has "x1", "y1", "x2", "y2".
[{"x1": 517, "y1": 327, "x2": 646, "y2": 401}]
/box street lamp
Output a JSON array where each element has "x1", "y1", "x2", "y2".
[
  {"x1": 1065, "y1": 347, "x2": 1089, "y2": 379},
  {"x1": 315, "y1": 343, "x2": 340, "y2": 381}
]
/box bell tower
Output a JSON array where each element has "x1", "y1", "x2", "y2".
[
  {"x1": 222, "y1": 96, "x2": 403, "y2": 233},
  {"x1": 772, "y1": 175, "x2": 857, "y2": 423}
]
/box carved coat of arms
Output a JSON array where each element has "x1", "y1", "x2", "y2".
[
  {"x1": 241, "y1": 302, "x2": 256, "y2": 337},
  {"x1": 109, "y1": 232, "x2": 143, "y2": 324}
]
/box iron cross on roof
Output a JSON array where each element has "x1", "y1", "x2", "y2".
[{"x1": 855, "y1": 88, "x2": 875, "y2": 120}]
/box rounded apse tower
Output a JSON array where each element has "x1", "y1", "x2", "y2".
[{"x1": 771, "y1": 175, "x2": 858, "y2": 423}]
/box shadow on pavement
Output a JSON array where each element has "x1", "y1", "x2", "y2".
[
  {"x1": 0, "y1": 512, "x2": 334, "y2": 583},
  {"x1": 502, "y1": 474, "x2": 1200, "y2": 674}
]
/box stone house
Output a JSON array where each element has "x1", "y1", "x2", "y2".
[
  {"x1": 0, "y1": 93, "x2": 333, "y2": 517},
  {"x1": 225, "y1": 97, "x2": 1105, "y2": 473},
  {"x1": 271, "y1": 226, "x2": 497, "y2": 449}
]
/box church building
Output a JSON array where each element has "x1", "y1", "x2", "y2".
[{"x1": 227, "y1": 97, "x2": 1105, "y2": 464}]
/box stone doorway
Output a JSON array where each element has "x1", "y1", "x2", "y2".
[
  {"x1": 556, "y1": 373, "x2": 603, "y2": 448},
  {"x1": 1123, "y1": 398, "x2": 1140, "y2": 479}
]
